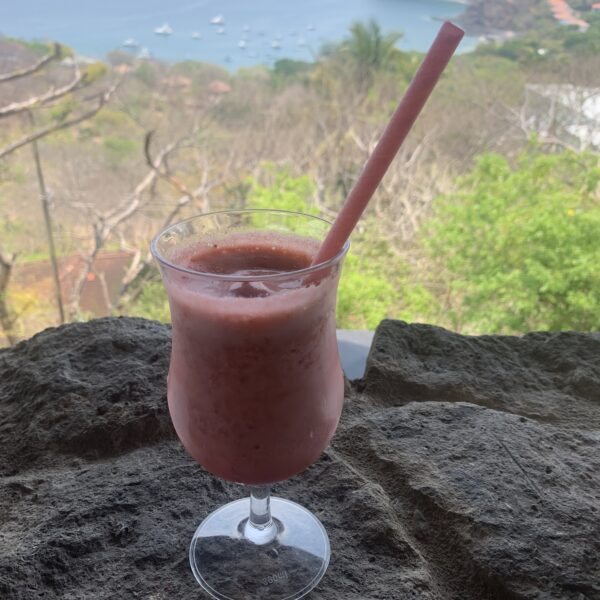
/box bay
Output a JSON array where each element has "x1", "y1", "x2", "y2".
[{"x1": 1, "y1": 0, "x2": 473, "y2": 70}]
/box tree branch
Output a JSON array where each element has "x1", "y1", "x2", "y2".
[
  {"x1": 0, "y1": 42, "x2": 61, "y2": 83},
  {"x1": 0, "y1": 81, "x2": 119, "y2": 160},
  {"x1": 0, "y1": 66, "x2": 84, "y2": 118},
  {"x1": 68, "y1": 132, "x2": 184, "y2": 316},
  {"x1": 0, "y1": 248, "x2": 17, "y2": 345}
]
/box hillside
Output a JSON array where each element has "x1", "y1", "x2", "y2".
[{"x1": 459, "y1": 0, "x2": 558, "y2": 33}]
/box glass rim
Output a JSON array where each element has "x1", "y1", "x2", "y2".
[{"x1": 150, "y1": 208, "x2": 350, "y2": 282}]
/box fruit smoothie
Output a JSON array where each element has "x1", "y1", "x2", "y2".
[{"x1": 161, "y1": 230, "x2": 344, "y2": 485}]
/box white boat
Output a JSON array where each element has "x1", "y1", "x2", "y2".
[
  {"x1": 154, "y1": 23, "x2": 173, "y2": 36},
  {"x1": 238, "y1": 40, "x2": 247, "y2": 49},
  {"x1": 122, "y1": 38, "x2": 139, "y2": 48},
  {"x1": 191, "y1": 32, "x2": 202, "y2": 40},
  {"x1": 210, "y1": 15, "x2": 225, "y2": 26},
  {"x1": 271, "y1": 40, "x2": 281, "y2": 49},
  {"x1": 216, "y1": 27, "x2": 226, "y2": 35},
  {"x1": 307, "y1": 24, "x2": 316, "y2": 31},
  {"x1": 138, "y1": 47, "x2": 151, "y2": 59}
]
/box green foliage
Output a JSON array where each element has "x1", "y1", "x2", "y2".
[
  {"x1": 337, "y1": 252, "x2": 395, "y2": 329},
  {"x1": 476, "y1": 17, "x2": 600, "y2": 63},
  {"x1": 56, "y1": 44, "x2": 74, "y2": 59},
  {"x1": 335, "y1": 219, "x2": 402, "y2": 329},
  {"x1": 173, "y1": 60, "x2": 229, "y2": 82},
  {"x1": 102, "y1": 136, "x2": 138, "y2": 166},
  {"x1": 133, "y1": 280, "x2": 171, "y2": 323},
  {"x1": 246, "y1": 168, "x2": 318, "y2": 214},
  {"x1": 82, "y1": 62, "x2": 109, "y2": 83},
  {"x1": 345, "y1": 20, "x2": 402, "y2": 68},
  {"x1": 270, "y1": 59, "x2": 312, "y2": 87},
  {"x1": 93, "y1": 108, "x2": 133, "y2": 131},
  {"x1": 424, "y1": 149, "x2": 600, "y2": 333},
  {"x1": 317, "y1": 19, "x2": 404, "y2": 89},
  {"x1": 49, "y1": 94, "x2": 76, "y2": 122},
  {"x1": 243, "y1": 168, "x2": 320, "y2": 232},
  {"x1": 17, "y1": 39, "x2": 55, "y2": 56},
  {"x1": 563, "y1": 15, "x2": 600, "y2": 54},
  {"x1": 134, "y1": 62, "x2": 157, "y2": 86},
  {"x1": 0, "y1": 162, "x2": 26, "y2": 185}
]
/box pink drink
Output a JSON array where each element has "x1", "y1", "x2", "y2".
[{"x1": 162, "y1": 231, "x2": 344, "y2": 485}]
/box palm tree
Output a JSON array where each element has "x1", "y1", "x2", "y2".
[{"x1": 343, "y1": 20, "x2": 403, "y2": 83}]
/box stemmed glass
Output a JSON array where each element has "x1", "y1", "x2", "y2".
[{"x1": 151, "y1": 209, "x2": 348, "y2": 600}]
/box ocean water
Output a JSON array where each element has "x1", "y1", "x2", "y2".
[{"x1": 1, "y1": 0, "x2": 472, "y2": 70}]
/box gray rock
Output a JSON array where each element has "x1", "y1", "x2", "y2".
[
  {"x1": 0, "y1": 317, "x2": 598, "y2": 599},
  {"x1": 362, "y1": 320, "x2": 600, "y2": 428}
]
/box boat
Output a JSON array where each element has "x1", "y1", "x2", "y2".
[
  {"x1": 154, "y1": 23, "x2": 173, "y2": 36},
  {"x1": 191, "y1": 32, "x2": 202, "y2": 40},
  {"x1": 271, "y1": 40, "x2": 281, "y2": 49},
  {"x1": 216, "y1": 27, "x2": 226, "y2": 35},
  {"x1": 138, "y1": 47, "x2": 151, "y2": 59},
  {"x1": 122, "y1": 38, "x2": 139, "y2": 48},
  {"x1": 238, "y1": 40, "x2": 247, "y2": 49},
  {"x1": 307, "y1": 24, "x2": 316, "y2": 31},
  {"x1": 210, "y1": 15, "x2": 225, "y2": 26}
]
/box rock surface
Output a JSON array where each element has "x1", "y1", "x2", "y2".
[{"x1": 0, "y1": 317, "x2": 599, "y2": 600}]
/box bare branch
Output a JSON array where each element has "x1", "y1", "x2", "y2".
[
  {"x1": 97, "y1": 271, "x2": 112, "y2": 313},
  {"x1": 0, "y1": 66, "x2": 84, "y2": 118},
  {"x1": 115, "y1": 164, "x2": 219, "y2": 313},
  {"x1": 0, "y1": 81, "x2": 119, "y2": 160},
  {"x1": 0, "y1": 247, "x2": 17, "y2": 345},
  {"x1": 102, "y1": 135, "x2": 182, "y2": 229},
  {"x1": 68, "y1": 132, "x2": 185, "y2": 316},
  {"x1": 0, "y1": 42, "x2": 60, "y2": 83},
  {"x1": 144, "y1": 130, "x2": 199, "y2": 198}
]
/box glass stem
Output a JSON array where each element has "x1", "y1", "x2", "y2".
[{"x1": 244, "y1": 486, "x2": 277, "y2": 545}]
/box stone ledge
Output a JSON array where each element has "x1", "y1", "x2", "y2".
[{"x1": 0, "y1": 317, "x2": 598, "y2": 599}]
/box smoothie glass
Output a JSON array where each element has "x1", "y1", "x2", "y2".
[{"x1": 151, "y1": 209, "x2": 348, "y2": 600}]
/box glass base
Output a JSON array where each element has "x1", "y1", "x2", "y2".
[{"x1": 189, "y1": 496, "x2": 330, "y2": 600}]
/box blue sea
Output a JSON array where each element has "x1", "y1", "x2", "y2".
[{"x1": 1, "y1": 0, "x2": 473, "y2": 70}]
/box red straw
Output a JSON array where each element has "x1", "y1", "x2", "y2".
[{"x1": 312, "y1": 21, "x2": 464, "y2": 265}]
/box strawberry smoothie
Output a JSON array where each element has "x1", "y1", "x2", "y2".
[{"x1": 160, "y1": 230, "x2": 345, "y2": 485}]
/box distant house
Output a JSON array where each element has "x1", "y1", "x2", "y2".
[
  {"x1": 208, "y1": 80, "x2": 231, "y2": 94},
  {"x1": 114, "y1": 63, "x2": 131, "y2": 75}
]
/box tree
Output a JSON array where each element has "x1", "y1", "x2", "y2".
[
  {"x1": 341, "y1": 19, "x2": 403, "y2": 86},
  {"x1": 423, "y1": 148, "x2": 600, "y2": 333},
  {"x1": 0, "y1": 40, "x2": 117, "y2": 340}
]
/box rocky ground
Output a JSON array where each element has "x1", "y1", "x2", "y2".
[{"x1": 0, "y1": 317, "x2": 598, "y2": 599}]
